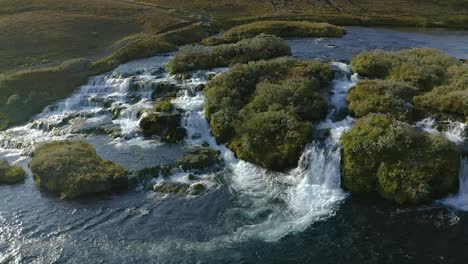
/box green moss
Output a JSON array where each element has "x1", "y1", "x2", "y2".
[
  {"x1": 341, "y1": 114, "x2": 459, "y2": 205},
  {"x1": 0, "y1": 160, "x2": 26, "y2": 184},
  {"x1": 167, "y1": 34, "x2": 291, "y2": 74},
  {"x1": 29, "y1": 141, "x2": 127, "y2": 199},
  {"x1": 154, "y1": 99, "x2": 174, "y2": 113},
  {"x1": 205, "y1": 21, "x2": 345, "y2": 45},
  {"x1": 205, "y1": 57, "x2": 332, "y2": 171},
  {"x1": 347, "y1": 80, "x2": 419, "y2": 121}
]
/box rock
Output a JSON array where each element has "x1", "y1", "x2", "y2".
[
  {"x1": 151, "y1": 82, "x2": 180, "y2": 100},
  {"x1": 341, "y1": 114, "x2": 459, "y2": 205},
  {"x1": 153, "y1": 98, "x2": 174, "y2": 113},
  {"x1": 29, "y1": 141, "x2": 127, "y2": 199},
  {"x1": 187, "y1": 174, "x2": 197, "y2": 181},
  {"x1": 153, "y1": 182, "x2": 190, "y2": 194},
  {"x1": 0, "y1": 160, "x2": 26, "y2": 184},
  {"x1": 188, "y1": 183, "x2": 206, "y2": 195},
  {"x1": 176, "y1": 147, "x2": 222, "y2": 171},
  {"x1": 139, "y1": 113, "x2": 186, "y2": 142},
  {"x1": 150, "y1": 67, "x2": 165, "y2": 76},
  {"x1": 112, "y1": 105, "x2": 126, "y2": 120}
]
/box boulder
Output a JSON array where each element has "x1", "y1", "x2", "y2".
[
  {"x1": 139, "y1": 113, "x2": 186, "y2": 142},
  {"x1": 153, "y1": 182, "x2": 190, "y2": 194},
  {"x1": 176, "y1": 147, "x2": 222, "y2": 171}
]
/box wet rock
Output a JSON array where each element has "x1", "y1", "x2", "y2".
[
  {"x1": 176, "y1": 147, "x2": 222, "y2": 171},
  {"x1": 139, "y1": 113, "x2": 186, "y2": 142},
  {"x1": 0, "y1": 160, "x2": 25, "y2": 185},
  {"x1": 150, "y1": 67, "x2": 165, "y2": 76},
  {"x1": 151, "y1": 82, "x2": 180, "y2": 100},
  {"x1": 153, "y1": 98, "x2": 174, "y2": 113},
  {"x1": 188, "y1": 183, "x2": 206, "y2": 195},
  {"x1": 127, "y1": 94, "x2": 142, "y2": 104},
  {"x1": 112, "y1": 105, "x2": 126, "y2": 120},
  {"x1": 30, "y1": 141, "x2": 128, "y2": 199},
  {"x1": 153, "y1": 182, "x2": 190, "y2": 194}
]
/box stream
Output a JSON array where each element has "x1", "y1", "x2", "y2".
[{"x1": 1, "y1": 26, "x2": 468, "y2": 263}]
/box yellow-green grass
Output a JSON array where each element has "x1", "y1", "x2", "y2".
[{"x1": 139, "y1": 0, "x2": 468, "y2": 29}]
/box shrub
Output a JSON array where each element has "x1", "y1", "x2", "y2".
[
  {"x1": 29, "y1": 141, "x2": 127, "y2": 199},
  {"x1": 347, "y1": 80, "x2": 419, "y2": 121},
  {"x1": 341, "y1": 114, "x2": 459, "y2": 205},
  {"x1": 205, "y1": 21, "x2": 345, "y2": 45},
  {"x1": 205, "y1": 57, "x2": 332, "y2": 171},
  {"x1": 167, "y1": 34, "x2": 291, "y2": 74},
  {"x1": 0, "y1": 160, "x2": 25, "y2": 184}
]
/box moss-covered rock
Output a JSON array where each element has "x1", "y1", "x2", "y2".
[
  {"x1": 205, "y1": 57, "x2": 332, "y2": 171},
  {"x1": 153, "y1": 182, "x2": 190, "y2": 194},
  {"x1": 176, "y1": 147, "x2": 222, "y2": 171},
  {"x1": 0, "y1": 160, "x2": 26, "y2": 184},
  {"x1": 188, "y1": 183, "x2": 206, "y2": 195},
  {"x1": 151, "y1": 82, "x2": 179, "y2": 100},
  {"x1": 139, "y1": 113, "x2": 186, "y2": 142},
  {"x1": 204, "y1": 21, "x2": 345, "y2": 45},
  {"x1": 153, "y1": 98, "x2": 174, "y2": 113},
  {"x1": 29, "y1": 141, "x2": 127, "y2": 199},
  {"x1": 167, "y1": 34, "x2": 291, "y2": 74},
  {"x1": 341, "y1": 114, "x2": 459, "y2": 205},
  {"x1": 347, "y1": 80, "x2": 419, "y2": 121}
]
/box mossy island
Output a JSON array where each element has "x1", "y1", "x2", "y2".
[
  {"x1": 341, "y1": 114, "x2": 459, "y2": 205},
  {"x1": 167, "y1": 34, "x2": 291, "y2": 74},
  {"x1": 203, "y1": 21, "x2": 346, "y2": 45},
  {"x1": 350, "y1": 48, "x2": 467, "y2": 120},
  {"x1": 204, "y1": 57, "x2": 333, "y2": 171},
  {"x1": 29, "y1": 141, "x2": 127, "y2": 199}
]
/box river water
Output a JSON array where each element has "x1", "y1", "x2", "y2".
[{"x1": 1, "y1": 27, "x2": 468, "y2": 263}]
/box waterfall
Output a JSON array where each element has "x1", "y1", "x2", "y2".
[
  {"x1": 174, "y1": 62, "x2": 357, "y2": 243},
  {"x1": 441, "y1": 157, "x2": 468, "y2": 211}
]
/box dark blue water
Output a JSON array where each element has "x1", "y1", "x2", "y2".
[{"x1": 1, "y1": 26, "x2": 468, "y2": 263}]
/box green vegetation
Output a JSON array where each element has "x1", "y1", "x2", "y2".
[
  {"x1": 351, "y1": 48, "x2": 460, "y2": 91},
  {"x1": 347, "y1": 80, "x2": 419, "y2": 121},
  {"x1": 350, "y1": 48, "x2": 467, "y2": 119},
  {"x1": 0, "y1": 160, "x2": 26, "y2": 184},
  {"x1": 154, "y1": 182, "x2": 190, "y2": 194},
  {"x1": 414, "y1": 65, "x2": 468, "y2": 117},
  {"x1": 176, "y1": 147, "x2": 222, "y2": 171},
  {"x1": 167, "y1": 34, "x2": 291, "y2": 74},
  {"x1": 29, "y1": 141, "x2": 127, "y2": 199},
  {"x1": 139, "y1": 113, "x2": 186, "y2": 142},
  {"x1": 205, "y1": 57, "x2": 333, "y2": 171},
  {"x1": 341, "y1": 114, "x2": 459, "y2": 205},
  {"x1": 154, "y1": 98, "x2": 174, "y2": 113},
  {"x1": 203, "y1": 21, "x2": 345, "y2": 45}
]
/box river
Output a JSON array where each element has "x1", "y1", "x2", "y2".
[{"x1": 0, "y1": 26, "x2": 468, "y2": 263}]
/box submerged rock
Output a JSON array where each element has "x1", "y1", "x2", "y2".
[
  {"x1": 30, "y1": 141, "x2": 127, "y2": 199},
  {"x1": 0, "y1": 160, "x2": 26, "y2": 184},
  {"x1": 139, "y1": 113, "x2": 186, "y2": 142},
  {"x1": 341, "y1": 114, "x2": 459, "y2": 205},
  {"x1": 176, "y1": 147, "x2": 222, "y2": 171}
]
